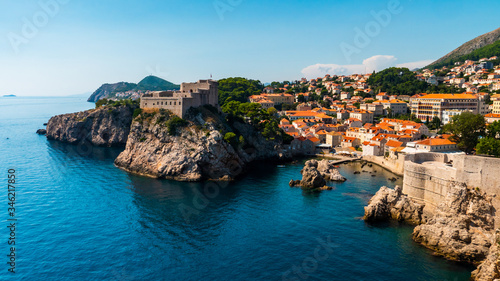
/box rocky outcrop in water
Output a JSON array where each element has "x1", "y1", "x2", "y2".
[
  {"x1": 46, "y1": 105, "x2": 137, "y2": 147},
  {"x1": 363, "y1": 186, "x2": 426, "y2": 224},
  {"x1": 36, "y1": 129, "x2": 47, "y2": 135},
  {"x1": 289, "y1": 160, "x2": 346, "y2": 190},
  {"x1": 317, "y1": 160, "x2": 347, "y2": 182},
  {"x1": 114, "y1": 107, "x2": 291, "y2": 181},
  {"x1": 297, "y1": 160, "x2": 327, "y2": 189},
  {"x1": 412, "y1": 182, "x2": 495, "y2": 265}
]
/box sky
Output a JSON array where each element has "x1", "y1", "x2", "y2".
[{"x1": 0, "y1": 0, "x2": 499, "y2": 96}]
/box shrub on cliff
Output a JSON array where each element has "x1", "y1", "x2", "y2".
[
  {"x1": 167, "y1": 116, "x2": 188, "y2": 135},
  {"x1": 224, "y1": 132, "x2": 239, "y2": 148},
  {"x1": 133, "y1": 108, "x2": 142, "y2": 118}
]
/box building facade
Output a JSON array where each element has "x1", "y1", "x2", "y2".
[
  {"x1": 140, "y1": 80, "x2": 218, "y2": 118},
  {"x1": 410, "y1": 94, "x2": 482, "y2": 121}
]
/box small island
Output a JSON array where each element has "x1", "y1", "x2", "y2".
[{"x1": 3, "y1": 94, "x2": 16, "y2": 97}]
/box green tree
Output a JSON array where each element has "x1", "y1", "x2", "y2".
[
  {"x1": 487, "y1": 121, "x2": 500, "y2": 139},
  {"x1": 428, "y1": 116, "x2": 442, "y2": 130},
  {"x1": 443, "y1": 112, "x2": 486, "y2": 153},
  {"x1": 267, "y1": 107, "x2": 278, "y2": 116},
  {"x1": 224, "y1": 132, "x2": 239, "y2": 147},
  {"x1": 218, "y1": 77, "x2": 264, "y2": 107},
  {"x1": 297, "y1": 94, "x2": 306, "y2": 103},
  {"x1": 476, "y1": 138, "x2": 500, "y2": 157}
]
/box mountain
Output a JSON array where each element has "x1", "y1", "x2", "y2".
[
  {"x1": 87, "y1": 76, "x2": 180, "y2": 102},
  {"x1": 426, "y1": 27, "x2": 500, "y2": 69},
  {"x1": 135, "y1": 75, "x2": 179, "y2": 91}
]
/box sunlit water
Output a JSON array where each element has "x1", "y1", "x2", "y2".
[{"x1": 0, "y1": 96, "x2": 473, "y2": 280}]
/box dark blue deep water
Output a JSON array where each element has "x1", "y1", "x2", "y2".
[{"x1": 0, "y1": 97, "x2": 474, "y2": 280}]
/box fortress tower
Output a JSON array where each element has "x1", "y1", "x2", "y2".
[{"x1": 140, "y1": 80, "x2": 219, "y2": 118}]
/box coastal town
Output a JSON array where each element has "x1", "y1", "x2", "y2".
[{"x1": 242, "y1": 57, "x2": 500, "y2": 159}]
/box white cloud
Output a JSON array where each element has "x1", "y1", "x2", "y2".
[
  {"x1": 301, "y1": 55, "x2": 434, "y2": 78},
  {"x1": 396, "y1": 59, "x2": 435, "y2": 70}
]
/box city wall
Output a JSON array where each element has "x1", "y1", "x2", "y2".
[{"x1": 402, "y1": 153, "x2": 500, "y2": 226}]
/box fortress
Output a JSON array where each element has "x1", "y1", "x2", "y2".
[
  {"x1": 140, "y1": 79, "x2": 219, "y2": 118},
  {"x1": 401, "y1": 153, "x2": 500, "y2": 226}
]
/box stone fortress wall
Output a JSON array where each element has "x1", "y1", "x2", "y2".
[
  {"x1": 402, "y1": 153, "x2": 500, "y2": 226},
  {"x1": 140, "y1": 80, "x2": 219, "y2": 118}
]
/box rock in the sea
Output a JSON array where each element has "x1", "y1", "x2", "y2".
[
  {"x1": 363, "y1": 185, "x2": 425, "y2": 224},
  {"x1": 290, "y1": 159, "x2": 347, "y2": 190},
  {"x1": 46, "y1": 104, "x2": 137, "y2": 147},
  {"x1": 317, "y1": 159, "x2": 347, "y2": 182},
  {"x1": 36, "y1": 129, "x2": 47, "y2": 135},
  {"x1": 114, "y1": 107, "x2": 291, "y2": 181},
  {"x1": 289, "y1": 180, "x2": 301, "y2": 187},
  {"x1": 412, "y1": 182, "x2": 495, "y2": 265},
  {"x1": 299, "y1": 160, "x2": 327, "y2": 189}
]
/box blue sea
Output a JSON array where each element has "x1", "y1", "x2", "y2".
[{"x1": 0, "y1": 96, "x2": 473, "y2": 280}]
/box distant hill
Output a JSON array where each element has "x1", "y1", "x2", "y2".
[
  {"x1": 87, "y1": 76, "x2": 180, "y2": 102},
  {"x1": 426, "y1": 27, "x2": 500, "y2": 69},
  {"x1": 135, "y1": 76, "x2": 179, "y2": 91}
]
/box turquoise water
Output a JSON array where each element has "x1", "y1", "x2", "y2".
[{"x1": 0, "y1": 97, "x2": 473, "y2": 280}]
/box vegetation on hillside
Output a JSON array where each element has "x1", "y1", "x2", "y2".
[
  {"x1": 135, "y1": 75, "x2": 180, "y2": 91},
  {"x1": 427, "y1": 40, "x2": 500, "y2": 70},
  {"x1": 95, "y1": 98, "x2": 139, "y2": 108},
  {"x1": 218, "y1": 77, "x2": 264, "y2": 107},
  {"x1": 367, "y1": 67, "x2": 464, "y2": 95}
]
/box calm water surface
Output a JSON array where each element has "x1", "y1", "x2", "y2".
[{"x1": 0, "y1": 97, "x2": 473, "y2": 280}]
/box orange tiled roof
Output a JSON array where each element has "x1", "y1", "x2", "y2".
[
  {"x1": 385, "y1": 140, "x2": 403, "y2": 148},
  {"x1": 416, "y1": 138, "x2": 456, "y2": 146},
  {"x1": 417, "y1": 94, "x2": 477, "y2": 99}
]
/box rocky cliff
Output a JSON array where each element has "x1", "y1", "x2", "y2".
[
  {"x1": 471, "y1": 230, "x2": 500, "y2": 280},
  {"x1": 363, "y1": 186, "x2": 426, "y2": 224},
  {"x1": 365, "y1": 182, "x2": 498, "y2": 279},
  {"x1": 114, "y1": 106, "x2": 291, "y2": 181},
  {"x1": 412, "y1": 182, "x2": 495, "y2": 265},
  {"x1": 46, "y1": 104, "x2": 137, "y2": 147}
]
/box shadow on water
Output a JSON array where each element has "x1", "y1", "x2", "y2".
[{"x1": 47, "y1": 139, "x2": 124, "y2": 162}]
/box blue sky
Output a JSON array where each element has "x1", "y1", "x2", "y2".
[{"x1": 0, "y1": 0, "x2": 499, "y2": 96}]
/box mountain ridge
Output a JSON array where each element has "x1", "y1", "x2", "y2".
[
  {"x1": 426, "y1": 27, "x2": 500, "y2": 69},
  {"x1": 87, "y1": 76, "x2": 180, "y2": 102}
]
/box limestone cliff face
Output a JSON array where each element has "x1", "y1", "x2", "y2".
[
  {"x1": 471, "y1": 230, "x2": 500, "y2": 280},
  {"x1": 363, "y1": 186, "x2": 426, "y2": 224},
  {"x1": 114, "y1": 108, "x2": 290, "y2": 181},
  {"x1": 46, "y1": 105, "x2": 136, "y2": 147},
  {"x1": 412, "y1": 182, "x2": 495, "y2": 265}
]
